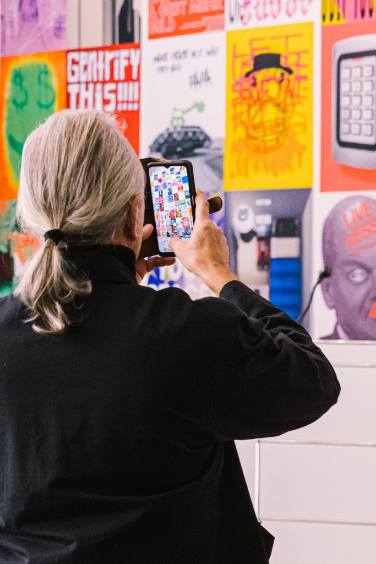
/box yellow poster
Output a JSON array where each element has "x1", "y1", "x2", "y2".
[{"x1": 225, "y1": 22, "x2": 313, "y2": 191}]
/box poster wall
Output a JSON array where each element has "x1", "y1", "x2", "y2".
[
  {"x1": 66, "y1": 44, "x2": 141, "y2": 153},
  {"x1": 312, "y1": 192, "x2": 376, "y2": 340},
  {"x1": 148, "y1": 0, "x2": 225, "y2": 39},
  {"x1": 0, "y1": 0, "x2": 67, "y2": 56},
  {"x1": 225, "y1": 189, "x2": 311, "y2": 319},
  {"x1": 224, "y1": 22, "x2": 313, "y2": 190},
  {"x1": 321, "y1": 21, "x2": 376, "y2": 191},
  {"x1": 227, "y1": 0, "x2": 317, "y2": 30}
]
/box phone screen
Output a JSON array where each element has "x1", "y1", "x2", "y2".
[{"x1": 148, "y1": 164, "x2": 194, "y2": 253}]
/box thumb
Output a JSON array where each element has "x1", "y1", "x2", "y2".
[
  {"x1": 169, "y1": 235, "x2": 184, "y2": 254},
  {"x1": 142, "y1": 223, "x2": 153, "y2": 241}
]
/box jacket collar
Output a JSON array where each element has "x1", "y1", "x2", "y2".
[{"x1": 62, "y1": 244, "x2": 137, "y2": 285}]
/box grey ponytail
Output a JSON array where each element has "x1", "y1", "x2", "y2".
[{"x1": 15, "y1": 239, "x2": 92, "y2": 334}]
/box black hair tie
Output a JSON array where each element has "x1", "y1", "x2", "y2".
[{"x1": 44, "y1": 229, "x2": 64, "y2": 245}]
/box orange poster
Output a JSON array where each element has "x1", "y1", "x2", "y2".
[
  {"x1": 149, "y1": 0, "x2": 225, "y2": 39},
  {"x1": 0, "y1": 50, "x2": 67, "y2": 201},
  {"x1": 66, "y1": 44, "x2": 141, "y2": 153},
  {"x1": 321, "y1": 22, "x2": 376, "y2": 191}
]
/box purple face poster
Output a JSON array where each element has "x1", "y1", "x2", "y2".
[
  {"x1": 318, "y1": 193, "x2": 376, "y2": 341},
  {"x1": 1, "y1": 0, "x2": 67, "y2": 56}
]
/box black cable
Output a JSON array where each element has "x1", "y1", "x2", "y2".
[{"x1": 298, "y1": 269, "x2": 331, "y2": 324}]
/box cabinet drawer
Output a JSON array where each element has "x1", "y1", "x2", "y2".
[
  {"x1": 264, "y1": 520, "x2": 376, "y2": 564},
  {"x1": 259, "y1": 443, "x2": 376, "y2": 524}
]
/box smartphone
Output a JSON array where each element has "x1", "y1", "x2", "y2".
[{"x1": 143, "y1": 160, "x2": 196, "y2": 257}]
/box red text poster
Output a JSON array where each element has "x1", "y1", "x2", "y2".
[
  {"x1": 66, "y1": 44, "x2": 141, "y2": 153},
  {"x1": 149, "y1": 0, "x2": 224, "y2": 39}
]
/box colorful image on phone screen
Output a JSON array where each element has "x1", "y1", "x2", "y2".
[{"x1": 149, "y1": 165, "x2": 194, "y2": 253}]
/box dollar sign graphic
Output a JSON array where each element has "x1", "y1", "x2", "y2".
[
  {"x1": 11, "y1": 69, "x2": 28, "y2": 110},
  {"x1": 37, "y1": 66, "x2": 56, "y2": 110}
]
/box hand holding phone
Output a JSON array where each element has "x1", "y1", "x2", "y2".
[
  {"x1": 140, "y1": 158, "x2": 223, "y2": 259},
  {"x1": 169, "y1": 192, "x2": 238, "y2": 296}
]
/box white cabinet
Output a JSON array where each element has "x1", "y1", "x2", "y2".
[
  {"x1": 259, "y1": 442, "x2": 376, "y2": 524},
  {"x1": 237, "y1": 341, "x2": 376, "y2": 564}
]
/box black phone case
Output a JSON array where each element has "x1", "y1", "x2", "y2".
[{"x1": 140, "y1": 160, "x2": 196, "y2": 258}]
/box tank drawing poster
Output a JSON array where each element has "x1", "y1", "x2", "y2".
[
  {"x1": 141, "y1": 31, "x2": 226, "y2": 194},
  {"x1": 224, "y1": 22, "x2": 313, "y2": 191},
  {"x1": 141, "y1": 32, "x2": 226, "y2": 298}
]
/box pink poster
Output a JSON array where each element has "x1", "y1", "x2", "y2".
[
  {"x1": 1, "y1": 0, "x2": 67, "y2": 56},
  {"x1": 321, "y1": 21, "x2": 376, "y2": 191}
]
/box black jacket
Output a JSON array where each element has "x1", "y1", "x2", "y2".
[{"x1": 0, "y1": 245, "x2": 340, "y2": 564}]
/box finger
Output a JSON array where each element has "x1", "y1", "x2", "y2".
[
  {"x1": 142, "y1": 223, "x2": 153, "y2": 241},
  {"x1": 194, "y1": 190, "x2": 210, "y2": 223},
  {"x1": 156, "y1": 257, "x2": 176, "y2": 269},
  {"x1": 169, "y1": 235, "x2": 185, "y2": 253},
  {"x1": 135, "y1": 258, "x2": 148, "y2": 281},
  {"x1": 145, "y1": 256, "x2": 175, "y2": 273},
  {"x1": 208, "y1": 195, "x2": 223, "y2": 214}
]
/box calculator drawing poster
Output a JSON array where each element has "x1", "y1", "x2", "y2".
[
  {"x1": 321, "y1": 21, "x2": 376, "y2": 192},
  {"x1": 224, "y1": 23, "x2": 313, "y2": 191}
]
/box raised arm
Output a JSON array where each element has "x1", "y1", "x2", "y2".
[
  {"x1": 170, "y1": 191, "x2": 340, "y2": 441},
  {"x1": 207, "y1": 280, "x2": 340, "y2": 440}
]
